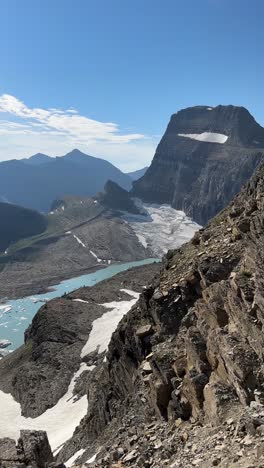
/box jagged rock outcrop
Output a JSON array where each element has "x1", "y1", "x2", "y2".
[
  {"x1": 97, "y1": 180, "x2": 141, "y2": 214},
  {"x1": 60, "y1": 162, "x2": 264, "y2": 466},
  {"x1": 132, "y1": 105, "x2": 264, "y2": 225},
  {"x1": 0, "y1": 430, "x2": 58, "y2": 468}
]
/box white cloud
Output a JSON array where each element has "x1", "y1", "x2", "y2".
[{"x1": 0, "y1": 94, "x2": 157, "y2": 170}]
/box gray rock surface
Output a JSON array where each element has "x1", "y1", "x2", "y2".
[{"x1": 0, "y1": 430, "x2": 56, "y2": 468}]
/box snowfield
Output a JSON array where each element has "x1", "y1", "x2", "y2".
[
  {"x1": 123, "y1": 203, "x2": 201, "y2": 257},
  {"x1": 0, "y1": 289, "x2": 139, "y2": 456},
  {"x1": 0, "y1": 363, "x2": 90, "y2": 453},
  {"x1": 81, "y1": 289, "x2": 139, "y2": 357},
  {"x1": 178, "y1": 132, "x2": 228, "y2": 144}
]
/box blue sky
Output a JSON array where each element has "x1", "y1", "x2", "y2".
[{"x1": 0, "y1": 0, "x2": 263, "y2": 170}]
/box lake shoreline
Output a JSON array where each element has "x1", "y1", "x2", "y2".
[
  {"x1": 1, "y1": 258, "x2": 162, "y2": 301},
  {"x1": 0, "y1": 258, "x2": 161, "y2": 350}
]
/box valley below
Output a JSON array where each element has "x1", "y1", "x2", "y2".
[{"x1": 0, "y1": 200, "x2": 199, "y2": 300}]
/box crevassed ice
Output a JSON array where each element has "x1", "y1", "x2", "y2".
[
  {"x1": 178, "y1": 132, "x2": 228, "y2": 144},
  {"x1": 122, "y1": 202, "x2": 201, "y2": 257}
]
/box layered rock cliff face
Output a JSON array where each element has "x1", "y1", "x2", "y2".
[
  {"x1": 132, "y1": 105, "x2": 264, "y2": 225},
  {"x1": 60, "y1": 162, "x2": 264, "y2": 466}
]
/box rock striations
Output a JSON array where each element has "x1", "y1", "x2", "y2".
[
  {"x1": 132, "y1": 105, "x2": 264, "y2": 225},
  {"x1": 58, "y1": 161, "x2": 264, "y2": 466}
]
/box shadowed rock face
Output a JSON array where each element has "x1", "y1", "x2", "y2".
[
  {"x1": 59, "y1": 162, "x2": 264, "y2": 465},
  {"x1": 132, "y1": 105, "x2": 264, "y2": 225},
  {"x1": 0, "y1": 202, "x2": 47, "y2": 252},
  {"x1": 98, "y1": 180, "x2": 141, "y2": 214},
  {"x1": 0, "y1": 430, "x2": 55, "y2": 468}
]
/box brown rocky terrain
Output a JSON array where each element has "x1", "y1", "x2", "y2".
[{"x1": 53, "y1": 161, "x2": 264, "y2": 467}]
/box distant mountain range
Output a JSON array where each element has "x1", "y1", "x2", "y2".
[
  {"x1": 0, "y1": 149, "x2": 138, "y2": 212},
  {"x1": 133, "y1": 105, "x2": 264, "y2": 224}
]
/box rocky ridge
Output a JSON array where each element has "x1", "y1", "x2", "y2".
[
  {"x1": 0, "y1": 430, "x2": 57, "y2": 468},
  {"x1": 133, "y1": 105, "x2": 264, "y2": 225},
  {"x1": 57, "y1": 161, "x2": 264, "y2": 467}
]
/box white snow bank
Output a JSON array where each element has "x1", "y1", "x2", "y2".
[
  {"x1": 123, "y1": 202, "x2": 201, "y2": 257},
  {"x1": 178, "y1": 132, "x2": 228, "y2": 144},
  {"x1": 87, "y1": 453, "x2": 97, "y2": 464},
  {"x1": 65, "y1": 448, "x2": 85, "y2": 467},
  {"x1": 0, "y1": 363, "x2": 90, "y2": 453},
  {"x1": 89, "y1": 250, "x2": 102, "y2": 263},
  {"x1": 81, "y1": 289, "x2": 139, "y2": 357},
  {"x1": 72, "y1": 298, "x2": 90, "y2": 304},
  {"x1": 73, "y1": 235, "x2": 86, "y2": 248}
]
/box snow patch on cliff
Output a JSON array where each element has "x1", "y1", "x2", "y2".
[
  {"x1": 81, "y1": 289, "x2": 139, "y2": 357},
  {"x1": 178, "y1": 132, "x2": 228, "y2": 144}
]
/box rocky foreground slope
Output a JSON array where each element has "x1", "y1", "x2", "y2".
[
  {"x1": 133, "y1": 105, "x2": 264, "y2": 225},
  {"x1": 51, "y1": 162, "x2": 264, "y2": 467}
]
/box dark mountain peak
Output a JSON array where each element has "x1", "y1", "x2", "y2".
[
  {"x1": 98, "y1": 179, "x2": 141, "y2": 214},
  {"x1": 167, "y1": 104, "x2": 264, "y2": 146},
  {"x1": 23, "y1": 153, "x2": 52, "y2": 165},
  {"x1": 132, "y1": 105, "x2": 264, "y2": 225},
  {"x1": 0, "y1": 149, "x2": 131, "y2": 212},
  {"x1": 64, "y1": 148, "x2": 88, "y2": 158}
]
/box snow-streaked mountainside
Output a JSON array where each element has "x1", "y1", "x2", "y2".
[
  {"x1": 0, "y1": 149, "x2": 132, "y2": 212},
  {"x1": 0, "y1": 191, "x2": 199, "y2": 299}
]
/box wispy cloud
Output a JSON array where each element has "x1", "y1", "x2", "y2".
[{"x1": 0, "y1": 94, "x2": 157, "y2": 170}]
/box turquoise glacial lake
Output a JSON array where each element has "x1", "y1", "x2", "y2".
[{"x1": 0, "y1": 258, "x2": 159, "y2": 351}]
